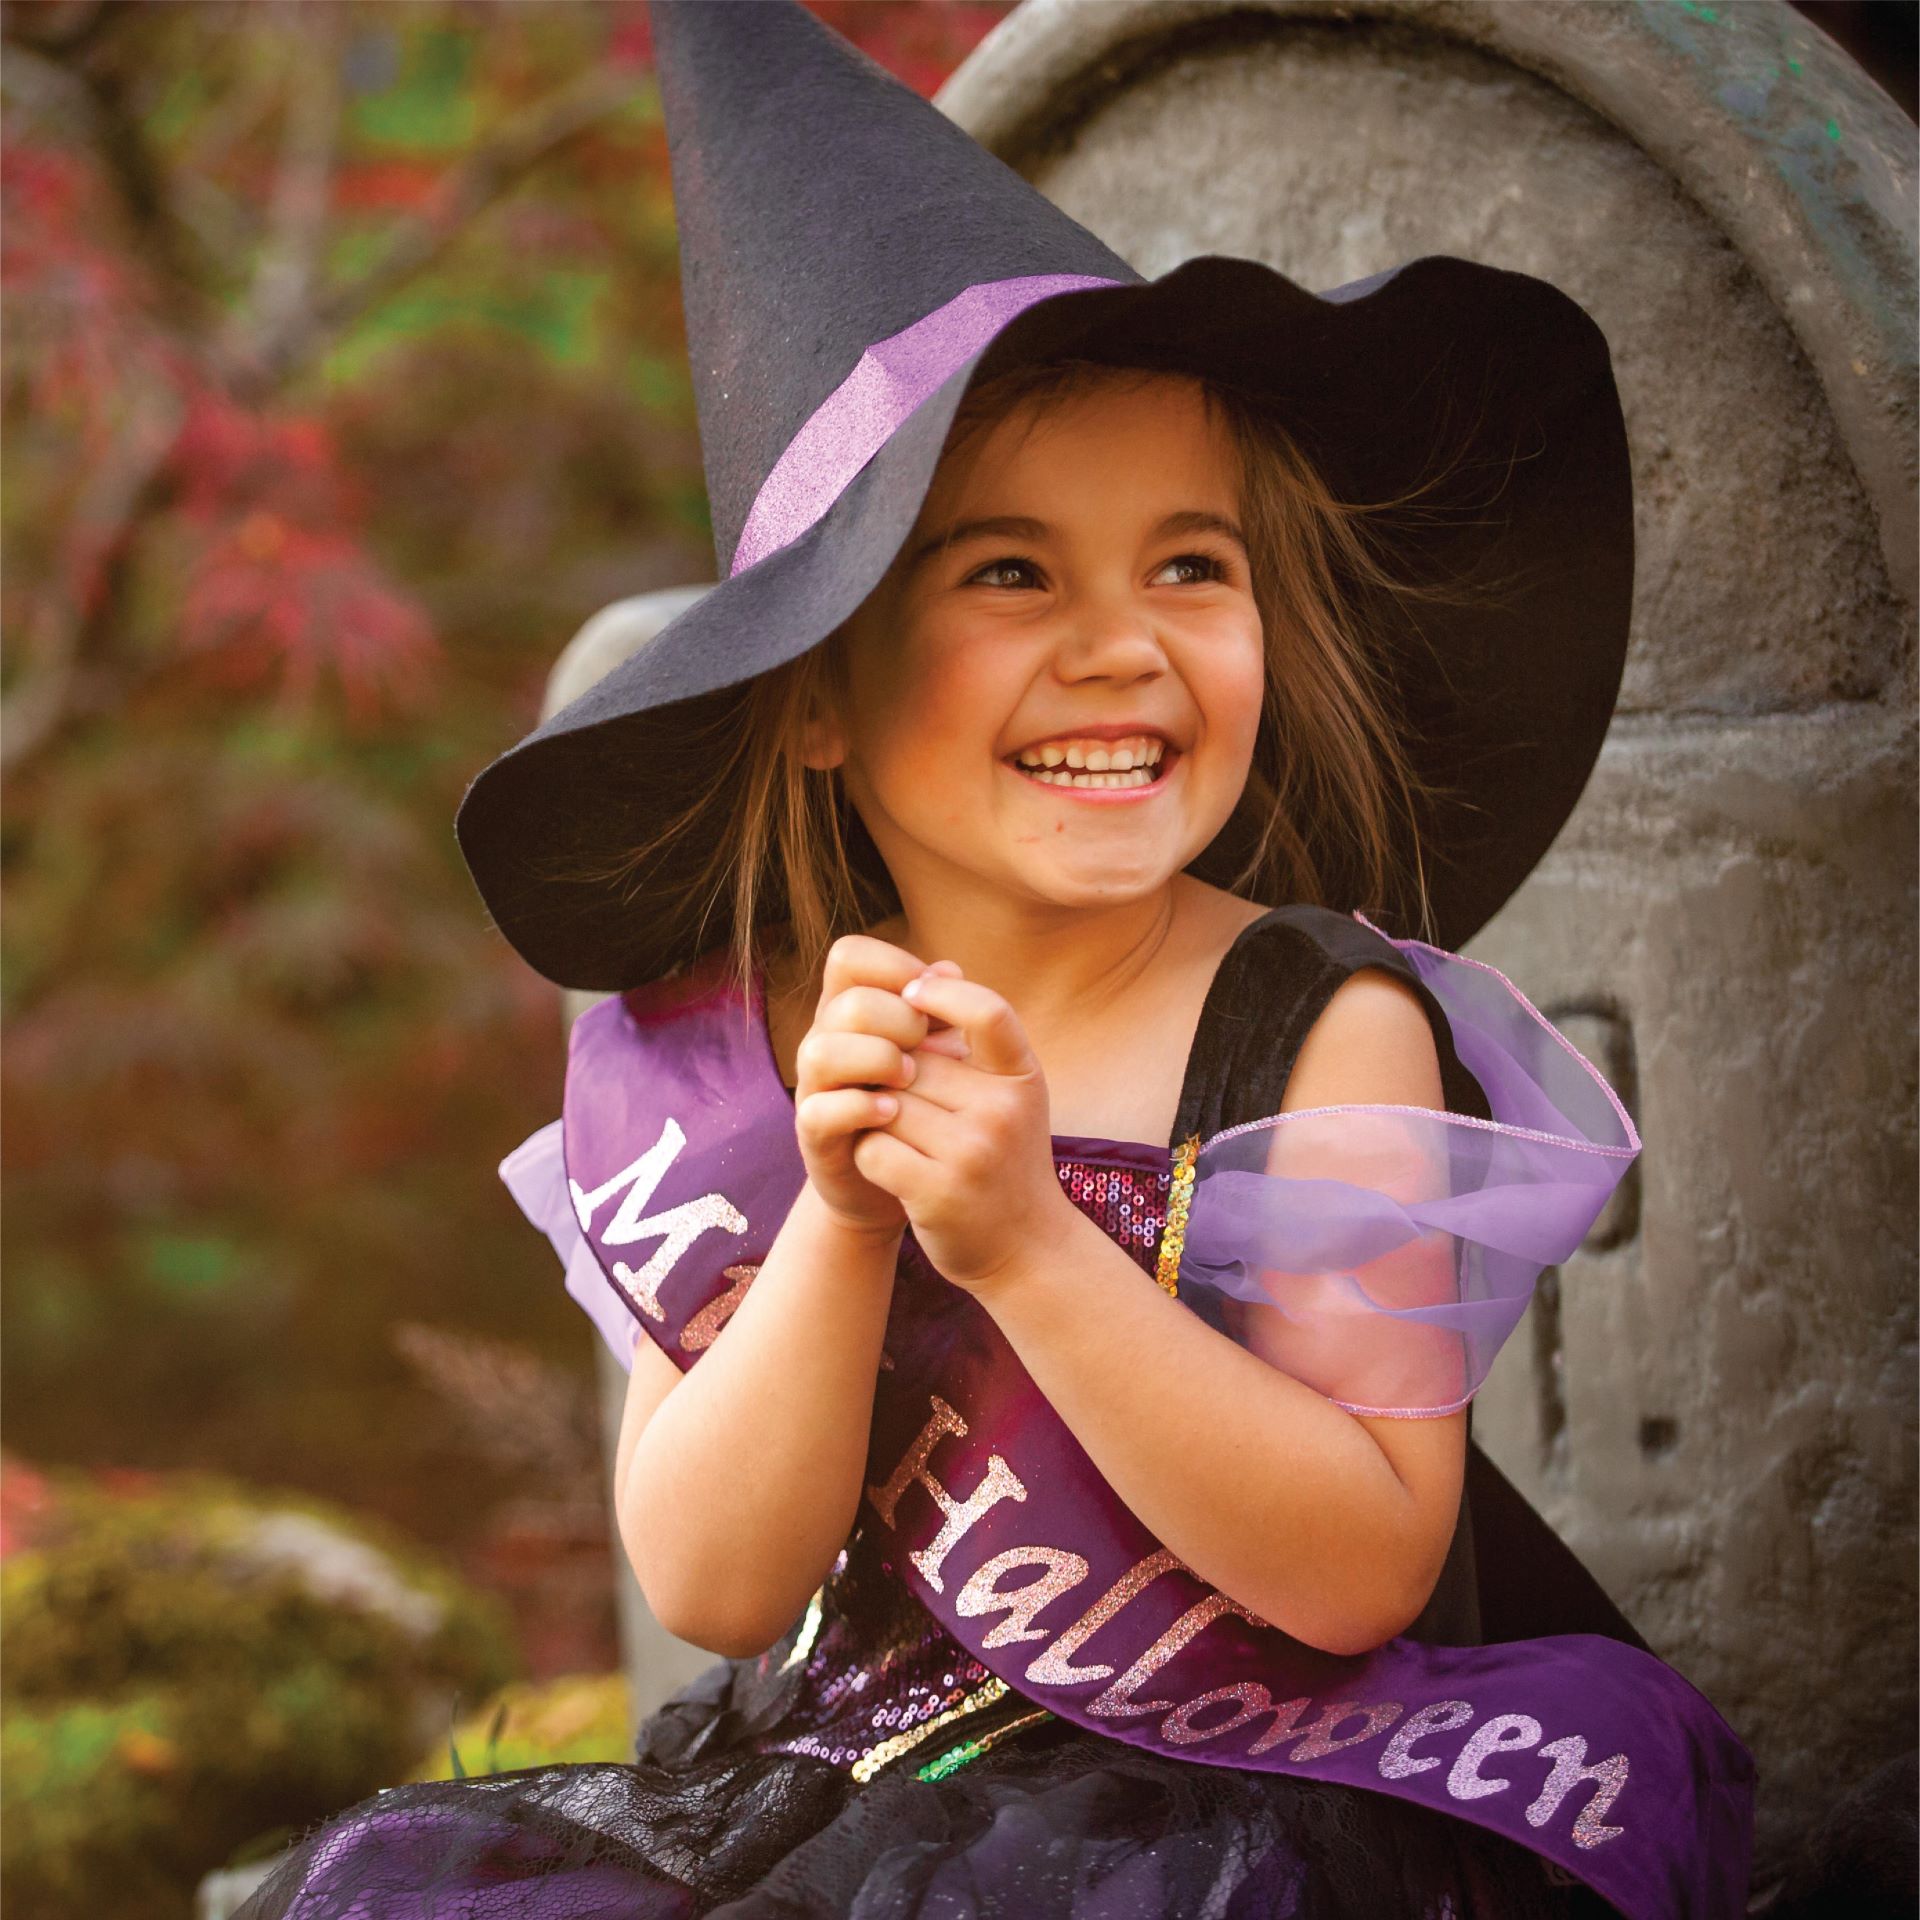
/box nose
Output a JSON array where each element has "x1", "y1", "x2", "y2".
[{"x1": 1051, "y1": 590, "x2": 1169, "y2": 686}]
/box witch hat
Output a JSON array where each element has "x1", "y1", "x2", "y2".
[{"x1": 454, "y1": 0, "x2": 1633, "y2": 992}]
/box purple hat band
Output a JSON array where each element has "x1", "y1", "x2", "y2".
[{"x1": 728, "y1": 273, "x2": 1128, "y2": 577}]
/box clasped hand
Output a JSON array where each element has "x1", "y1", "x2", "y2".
[{"x1": 792, "y1": 934, "x2": 1072, "y2": 1294}]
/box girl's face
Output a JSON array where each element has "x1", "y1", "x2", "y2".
[{"x1": 814, "y1": 375, "x2": 1267, "y2": 919}]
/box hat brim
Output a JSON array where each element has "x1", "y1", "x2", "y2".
[{"x1": 456, "y1": 253, "x2": 1631, "y2": 990}]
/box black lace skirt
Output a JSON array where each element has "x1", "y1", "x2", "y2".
[{"x1": 236, "y1": 1627, "x2": 1617, "y2": 1919}]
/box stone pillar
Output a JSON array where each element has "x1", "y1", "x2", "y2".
[{"x1": 937, "y1": 0, "x2": 1915, "y2": 1883}]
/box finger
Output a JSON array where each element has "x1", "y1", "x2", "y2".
[
  {"x1": 794, "y1": 1029, "x2": 915, "y2": 1095},
  {"x1": 908, "y1": 961, "x2": 971, "y2": 1057},
  {"x1": 851, "y1": 1123, "x2": 932, "y2": 1195},
  {"x1": 795, "y1": 1086, "x2": 901, "y2": 1146},
  {"x1": 820, "y1": 934, "x2": 932, "y2": 1004},
  {"x1": 916, "y1": 1026, "x2": 972, "y2": 1061},
  {"x1": 817, "y1": 984, "x2": 930, "y2": 1051},
  {"x1": 892, "y1": 1048, "x2": 972, "y2": 1114},
  {"x1": 898, "y1": 975, "x2": 1035, "y2": 1077},
  {"x1": 878, "y1": 1084, "x2": 967, "y2": 1152}
]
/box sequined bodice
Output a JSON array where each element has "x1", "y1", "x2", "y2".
[{"x1": 746, "y1": 1150, "x2": 1173, "y2": 1785}]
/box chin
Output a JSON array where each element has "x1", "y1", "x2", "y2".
[{"x1": 1016, "y1": 860, "x2": 1185, "y2": 907}]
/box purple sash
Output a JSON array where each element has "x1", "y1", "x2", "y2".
[{"x1": 507, "y1": 925, "x2": 1755, "y2": 1918}]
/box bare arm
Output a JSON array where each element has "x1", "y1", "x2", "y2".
[
  {"x1": 612, "y1": 935, "x2": 953, "y2": 1658},
  {"x1": 875, "y1": 965, "x2": 1465, "y2": 1658},
  {"x1": 615, "y1": 1183, "x2": 901, "y2": 1657}
]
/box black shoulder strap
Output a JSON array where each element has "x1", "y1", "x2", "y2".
[
  {"x1": 1171, "y1": 903, "x2": 1489, "y2": 1146},
  {"x1": 1172, "y1": 902, "x2": 1648, "y2": 1654}
]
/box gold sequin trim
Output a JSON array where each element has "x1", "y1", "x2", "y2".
[
  {"x1": 779, "y1": 1585, "x2": 826, "y2": 1673},
  {"x1": 1154, "y1": 1133, "x2": 1200, "y2": 1297},
  {"x1": 848, "y1": 1676, "x2": 1009, "y2": 1783},
  {"x1": 916, "y1": 1706, "x2": 1056, "y2": 1782}
]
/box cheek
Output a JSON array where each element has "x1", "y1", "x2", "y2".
[
  {"x1": 851, "y1": 628, "x2": 1001, "y2": 783},
  {"x1": 1200, "y1": 629, "x2": 1269, "y2": 764}
]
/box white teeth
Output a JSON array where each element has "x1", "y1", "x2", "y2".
[
  {"x1": 1016, "y1": 765, "x2": 1154, "y2": 790},
  {"x1": 1010, "y1": 734, "x2": 1172, "y2": 779}
]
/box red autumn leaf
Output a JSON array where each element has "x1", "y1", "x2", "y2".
[{"x1": 179, "y1": 516, "x2": 439, "y2": 720}]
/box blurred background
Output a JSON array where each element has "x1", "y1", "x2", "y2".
[
  {"x1": 0, "y1": 4, "x2": 1009, "y2": 1911},
  {"x1": 1, "y1": 1, "x2": 1911, "y2": 1915}
]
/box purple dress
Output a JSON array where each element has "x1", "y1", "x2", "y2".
[{"x1": 236, "y1": 908, "x2": 1713, "y2": 1919}]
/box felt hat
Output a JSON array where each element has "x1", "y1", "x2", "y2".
[{"x1": 455, "y1": 0, "x2": 1633, "y2": 991}]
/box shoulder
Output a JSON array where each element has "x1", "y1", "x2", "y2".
[
  {"x1": 1270, "y1": 906, "x2": 1447, "y2": 1113},
  {"x1": 1284, "y1": 964, "x2": 1446, "y2": 1114},
  {"x1": 1217, "y1": 901, "x2": 1449, "y2": 1115}
]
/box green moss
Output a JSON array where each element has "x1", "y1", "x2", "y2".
[
  {"x1": 1, "y1": 1469, "x2": 517, "y2": 1920},
  {"x1": 413, "y1": 1670, "x2": 633, "y2": 1781}
]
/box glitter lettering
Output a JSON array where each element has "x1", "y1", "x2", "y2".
[
  {"x1": 1527, "y1": 1735, "x2": 1630, "y2": 1849},
  {"x1": 1447, "y1": 1713, "x2": 1544, "y2": 1801},
  {"x1": 1379, "y1": 1699, "x2": 1475, "y2": 1779},
  {"x1": 864, "y1": 1396, "x2": 1027, "y2": 1594},
  {"x1": 954, "y1": 1547, "x2": 1091, "y2": 1649},
  {"x1": 571, "y1": 1118, "x2": 749, "y2": 1321},
  {"x1": 1289, "y1": 1699, "x2": 1405, "y2": 1762},
  {"x1": 1087, "y1": 1591, "x2": 1264, "y2": 1721},
  {"x1": 1160, "y1": 1684, "x2": 1307, "y2": 1750},
  {"x1": 867, "y1": 1398, "x2": 968, "y2": 1528},
  {"x1": 1023, "y1": 1549, "x2": 1183, "y2": 1687},
  {"x1": 911, "y1": 1455, "x2": 1027, "y2": 1594},
  {"x1": 680, "y1": 1264, "x2": 758, "y2": 1351},
  {"x1": 1245, "y1": 1692, "x2": 1316, "y2": 1756}
]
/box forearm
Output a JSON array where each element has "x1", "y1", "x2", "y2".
[
  {"x1": 972, "y1": 1202, "x2": 1441, "y2": 1656},
  {"x1": 619, "y1": 1179, "x2": 901, "y2": 1655}
]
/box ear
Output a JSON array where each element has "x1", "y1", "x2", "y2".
[{"x1": 797, "y1": 689, "x2": 847, "y2": 771}]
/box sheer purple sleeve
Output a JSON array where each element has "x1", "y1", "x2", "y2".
[
  {"x1": 498, "y1": 1119, "x2": 642, "y2": 1373},
  {"x1": 1176, "y1": 917, "x2": 1640, "y2": 1418}
]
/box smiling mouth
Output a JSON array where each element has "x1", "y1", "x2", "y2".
[{"x1": 1006, "y1": 735, "x2": 1173, "y2": 791}]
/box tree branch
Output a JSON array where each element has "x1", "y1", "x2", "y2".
[
  {"x1": 1, "y1": 6, "x2": 226, "y2": 327},
  {"x1": 215, "y1": 1, "x2": 346, "y2": 385},
  {"x1": 226, "y1": 61, "x2": 641, "y2": 395},
  {"x1": 0, "y1": 381, "x2": 184, "y2": 775}
]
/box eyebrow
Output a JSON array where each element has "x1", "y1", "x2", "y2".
[{"x1": 904, "y1": 509, "x2": 1248, "y2": 574}]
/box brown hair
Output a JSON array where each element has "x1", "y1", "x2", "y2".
[{"x1": 610, "y1": 355, "x2": 1520, "y2": 1001}]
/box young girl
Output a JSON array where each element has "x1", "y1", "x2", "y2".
[{"x1": 239, "y1": 5, "x2": 1753, "y2": 1915}]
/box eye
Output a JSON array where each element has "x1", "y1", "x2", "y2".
[
  {"x1": 965, "y1": 555, "x2": 1045, "y2": 590},
  {"x1": 1155, "y1": 551, "x2": 1230, "y2": 587},
  {"x1": 963, "y1": 550, "x2": 1233, "y2": 591}
]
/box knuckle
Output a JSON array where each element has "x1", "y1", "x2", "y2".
[
  {"x1": 953, "y1": 1131, "x2": 994, "y2": 1180},
  {"x1": 845, "y1": 986, "x2": 905, "y2": 1034}
]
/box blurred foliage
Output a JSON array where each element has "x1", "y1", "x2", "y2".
[
  {"x1": 413, "y1": 1670, "x2": 635, "y2": 1783},
  {"x1": 0, "y1": 0, "x2": 1008, "y2": 1568},
  {"x1": 0, "y1": 1458, "x2": 516, "y2": 1920},
  {"x1": 1, "y1": 4, "x2": 1008, "y2": 1902}
]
